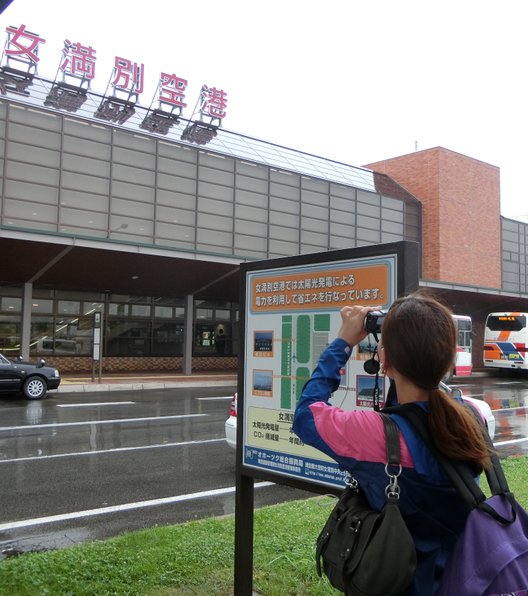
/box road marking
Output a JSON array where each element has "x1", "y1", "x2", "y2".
[
  {"x1": 495, "y1": 437, "x2": 528, "y2": 446},
  {"x1": 0, "y1": 438, "x2": 226, "y2": 463},
  {"x1": 0, "y1": 482, "x2": 274, "y2": 531},
  {"x1": 0, "y1": 413, "x2": 207, "y2": 432},
  {"x1": 195, "y1": 396, "x2": 232, "y2": 401},
  {"x1": 57, "y1": 402, "x2": 135, "y2": 407}
]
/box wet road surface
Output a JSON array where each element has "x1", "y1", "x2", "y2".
[
  {"x1": 455, "y1": 374, "x2": 528, "y2": 457},
  {"x1": 0, "y1": 385, "x2": 312, "y2": 557},
  {"x1": 0, "y1": 374, "x2": 527, "y2": 558}
]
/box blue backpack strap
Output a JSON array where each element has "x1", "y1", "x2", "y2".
[
  {"x1": 461, "y1": 401, "x2": 512, "y2": 499},
  {"x1": 384, "y1": 403, "x2": 516, "y2": 525}
]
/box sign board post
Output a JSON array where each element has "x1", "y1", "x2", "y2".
[
  {"x1": 234, "y1": 241, "x2": 419, "y2": 594},
  {"x1": 91, "y1": 311, "x2": 103, "y2": 383}
]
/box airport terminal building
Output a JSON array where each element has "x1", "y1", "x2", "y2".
[{"x1": 1, "y1": 29, "x2": 527, "y2": 373}]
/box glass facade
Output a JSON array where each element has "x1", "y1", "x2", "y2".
[
  {"x1": 0, "y1": 83, "x2": 424, "y2": 367},
  {"x1": 0, "y1": 288, "x2": 20, "y2": 355},
  {"x1": 0, "y1": 287, "x2": 237, "y2": 358},
  {"x1": 502, "y1": 217, "x2": 528, "y2": 294},
  {"x1": 0, "y1": 99, "x2": 421, "y2": 261},
  {"x1": 0, "y1": 77, "x2": 379, "y2": 195}
]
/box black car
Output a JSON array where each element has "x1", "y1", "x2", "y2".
[{"x1": 0, "y1": 352, "x2": 61, "y2": 399}]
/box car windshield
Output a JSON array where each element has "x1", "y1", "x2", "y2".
[{"x1": 0, "y1": 353, "x2": 11, "y2": 364}]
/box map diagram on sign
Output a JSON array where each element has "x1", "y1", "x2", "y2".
[
  {"x1": 243, "y1": 256, "x2": 395, "y2": 487},
  {"x1": 250, "y1": 313, "x2": 386, "y2": 410}
]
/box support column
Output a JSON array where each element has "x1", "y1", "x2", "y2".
[
  {"x1": 182, "y1": 294, "x2": 193, "y2": 375},
  {"x1": 21, "y1": 283, "x2": 32, "y2": 360}
]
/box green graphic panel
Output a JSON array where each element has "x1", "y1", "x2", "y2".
[
  {"x1": 314, "y1": 314, "x2": 330, "y2": 332},
  {"x1": 296, "y1": 315, "x2": 311, "y2": 364},
  {"x1": 281, "y1": 316, "x2": 293, "y2": 409},
  {"x1": 281, "y1": 378, "x2": 292, "y2": 409},
  {"x1": 295, "y1": 367, "x2": 311, "y2": 404}
]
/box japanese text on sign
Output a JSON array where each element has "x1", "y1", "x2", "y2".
[
  {"x1": 251, "y1": 263, "x2": 389, "y2": 312},
  {"x1": 1, "y1": 23, "x2": 227, "y2": 121}
]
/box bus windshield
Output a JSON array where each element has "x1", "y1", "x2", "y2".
[{"x1": 486, "y1": 315, "x2": 526, "y2": 332}]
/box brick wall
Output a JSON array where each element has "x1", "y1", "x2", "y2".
[
  {"x1": 365, "y1": 147, "x2": 502, "y2": 288},
  {"x1": 46, "y1": 355, "x2": 238, "y2": 375}
]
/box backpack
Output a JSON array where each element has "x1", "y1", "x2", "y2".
[{"x1": 390, "y1": 403, "x2": 528, "y2": 596}]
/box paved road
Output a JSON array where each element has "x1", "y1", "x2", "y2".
[
  {"x1": 454, "y1": 374, "x2": 528, "y2": 458},
  {"x1": 0, "y1": 374, "x2": 527, "y2": 558},
  {"x1": 0, "y1": 385, "x2": 312, "y2": 558}
]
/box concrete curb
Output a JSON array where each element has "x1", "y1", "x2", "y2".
[
  {"x1": 56, "y1": 371, "x2": 492, "y2": 394},
  {"x1": 57, "y1": 379, "x2": 237, "y2": 393},
  {"x1": 54, "y1": 370, "x2": 491, "y2": 393}
]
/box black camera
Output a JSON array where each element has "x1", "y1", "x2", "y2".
[{"x1": 364, "y1": 310, "x2": 387, "y2": 335}]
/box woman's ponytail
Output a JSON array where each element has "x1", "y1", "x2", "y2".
[
  {"x1": 428, "y1": 388, "x2": 491, "y2": 473},
  {"x1": 382, "y1": 291, "x2": 493, "y2": 473}
]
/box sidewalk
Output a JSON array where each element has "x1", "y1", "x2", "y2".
[
  {"x1": 57, "y1": 372, "x2": 238, "y2": 392},
  {"x1": 57, "y1": 369, "x2": 491, "y2": 394}
]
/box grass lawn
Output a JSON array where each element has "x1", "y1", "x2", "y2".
[{"x1": 0, "y1": 456, "x2": 526, "y2": 596}]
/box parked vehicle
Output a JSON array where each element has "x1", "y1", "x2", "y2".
[
  {"x1": 225, "y1": 385, "x2": 496, "y2": 449},
  {"x1": 451, "y1": 314, "x2": 473, "y2": 378},
  {"x1": 440, "y1": 382, "x2": 496, "y2": 440},
  {"x1": 225, "y1": 392, "x2": 237, "y2": 449},
  {"x1": 0, "y1": 352, "x2": 61, "y2": 399},
  {"x1": 483, "y1": 312, "x2": 528, "y2": 372}
]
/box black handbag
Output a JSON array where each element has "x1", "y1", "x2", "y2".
[{"x1": 315, "y1": 413, "x2": 417, "y2": 595}]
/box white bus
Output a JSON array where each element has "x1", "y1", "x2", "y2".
[
  {"x1": 449, "y1": 314, "x2": 473, "y2": 379},
  {"x1": 483, "y1": 312, "x2": 528, "y2": 371}
]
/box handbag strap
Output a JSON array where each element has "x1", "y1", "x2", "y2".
[
  {"x1": 384, "y1": 403, "x2": 516, "y2": 524},
  {"x1": 343, "y1": 413, "x2": 401, "y2": 497},
  {"x1": 378, "y1": 413, "x2": 402, "y2": 500},
  {"x1": 379, "y1": 412, "x2": 400, "y2": 467}
]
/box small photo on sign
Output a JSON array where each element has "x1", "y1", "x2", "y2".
[
  {"x1": 354, "y1": 334, "x2": 379, "y2": 361},
  {"x1": 356, "y1": 374, "x2": 385, "y2": 408},
  {"x1": 252, "y1": 369, "x2": 273, "y2": 397},
  {"x1": 253, "y1": 330, "x2": 273, "y2": 357}
]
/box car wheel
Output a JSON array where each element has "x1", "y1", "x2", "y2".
[{"x1": 23, "y1": 376, "x2": 47, "y2": 400}]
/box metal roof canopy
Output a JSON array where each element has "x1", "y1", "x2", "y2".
[
  {"x1": 420, "y1": 279, "x2": 528, "y2": 319},
  {"x1": 4, "y1": 233, "x2": 528, "y2": 310},
  {"x1": 1, "y1": 234, "x2": 242, "y2": 300},
  {"x1": 0, "y1": 78, "x2": 420, "y2": 201}
]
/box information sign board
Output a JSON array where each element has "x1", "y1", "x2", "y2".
[
  {"x1": 234, "y1": 241, "x2": 419, "y2": 594},
  {"x1": 238, "y1": 241, "x2": 419, "y2": 490}
]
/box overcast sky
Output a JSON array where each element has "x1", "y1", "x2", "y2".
[{"x1": 2, "y1": 0, "x2": 527, "y2": 219}]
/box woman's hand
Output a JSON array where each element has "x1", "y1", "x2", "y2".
[{"x1": 337, "y1": 305, "x2": 382, "y2": 347}]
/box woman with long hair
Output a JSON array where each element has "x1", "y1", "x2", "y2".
[{"x1": 293, "y1": 292, "x2": 490, "y2": 594}]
